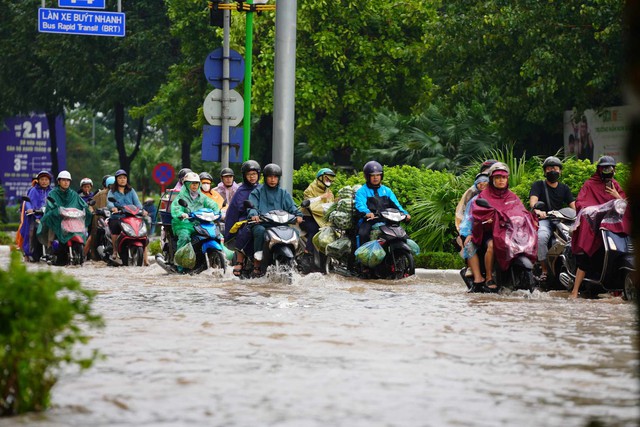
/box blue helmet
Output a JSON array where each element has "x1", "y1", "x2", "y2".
[
  {"x1": 106, "y1": 176, "x2": 116, "y2": 186},
  {"x1": 114, "y1": 169, "x2": 128, "y2": 178},
  {"x1": 316, "y1": 168, "x2": 336, "y2": 179}
]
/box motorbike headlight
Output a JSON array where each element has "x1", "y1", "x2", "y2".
[
  {"x1": 607, "y1": 236, "x2": 617, "y2": 251},
  {"x1": 139, "y1": 222, "x2": 148, "y2": 237},
  {"x1": 121, "y1": 222, "x2": 135, "y2": 237}
]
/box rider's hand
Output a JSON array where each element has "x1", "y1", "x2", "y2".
[
  {"x1": 142, "y1": 210, "x2": 148, "y2": 217},
  {"x1": 26, "y1": 209, "x2": 34, "y2": 214},
  {"x1": 605, "y1": 185, "x2": 622, "y2": 199},
  {"x1": 111, "y1": 207, "x2": 118, "y2": 213},
  {"x1": 534, "y1": 209, "x2": 547, "y2": 219},
  {"x1": 180, "y1": 213, "x2": 189, "y2": 219},
  {"x1": 251, "y1": 215, "x2": 260, "y2": 222},
  {"x1": 365, "y1": 212, "x2": 375, "y2": 219},
  {"x1": 404, "y1": 214, "x2": 411, "y2": 223},
  {"x1": 296, "y1": 216, "x2": 303, "y2": 224},
  {"x1": 464, "y1": 235, "x2": 472, "y2": 246}
]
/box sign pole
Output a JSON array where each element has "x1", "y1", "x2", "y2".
[
  {"x1": 243, "y1": 0, "x2": 254, "y2": 162},
  {"x1": 221, "y1": 0, "x2": 231, "y2": 168}
]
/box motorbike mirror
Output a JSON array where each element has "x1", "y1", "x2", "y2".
[
  {"x1": 243, "y1": 200, "x2": 254, "y2": 209},
  {"x1": 533, "y1": 201, "x2": 546, "y2": 210},
  {"x1": 22, "y1": 196, "x2": 31, "y2": 203},
  {"x1": 300, "y1": 200, "x2": 311, "y2": 208},
  {"x1": 475, "y1": 198, "x2": 491, "y2": 208},
  {"x1": 178, "y1": 198, "x2": 188, "y2": 207},
  {"x1": 88, "y1": 199, "x2": 96, "y2": 206},
  {"x1": 108, "y1": 197, "x2": 117, "y2": 203}
]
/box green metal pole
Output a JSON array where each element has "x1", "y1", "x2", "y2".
[{"x1": 243, "y1": 2, "x2": 254, "y2": 162}]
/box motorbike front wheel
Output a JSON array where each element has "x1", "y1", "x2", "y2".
[
  {"x1": 623, "y1": 270, "x2": 636, "y2": 302},
  {"x1": 387, "y1": 250, "x2": 415, "y2": 280},
  {"x1": 207, "y1": 249, "x2": 227, "y2": 274},
  {"x1": 71, "y1": 242, "x2": 84, "y2": 266}
]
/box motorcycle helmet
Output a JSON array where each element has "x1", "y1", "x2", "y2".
[
  {"x1": 114, "y1": 169, "x2": 128, "y2": 178},
  {"x1": 263, "y1": 163, "x2": 282, "y2": 177},
  {"x1": 220, "y1": 168, "x2": 235, "y2": 177},
  {"x1": 488, "y1": 162, "x2": 510, "y2": 178},
  {"x1": 105, "y1": 176, "x2": 116, "y2": 186},
  {"x1": 596, "y1": 156, "x2": 616, "y2": 181},
  {"x1": 596, "y1": 156, "x2": 616, "y2": 168},
  {"x1": 363, "y1": 161, "x2": 383, "y2": 181},
  {"x1": 241, "y1": 160, "x2": 261, "y2": 184},
  {"x1": 57, "y1": 170, "x2": 72, "y2": 181},
  {"x1": 480, "y1": 159, "x2": 498, "y2": 173},
  {"x1": 183, "y1": 172, "x2": 201, "y2": 183},
  {"x1": 542, "y1": 156, "x2": 563, "y2": 170},
  {"x1": 316, "y1": 167, "x2": 336, "y2": 179},
  {"x1": 199, "y1": 172, "x2": 213, "y2": 183},
  {"x1": 37, "y1": 170, "x2": 52, "y2": 180},
  {"x1": 80, "y1": 177, "x2": 93, "y2": 187},
  {"x1": 102, "y1": 174, "x2": 112, "y2": 187},
  {"x1": 178, "y1": 168, "x2": 193, "y2": 183}
]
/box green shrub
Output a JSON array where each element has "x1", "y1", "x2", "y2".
[
  {"x1": 148, "y1": 239, "x2": 161, "y2": 256},
  {"x1": 0, "y1": 251, "x2": 104, "y2": 416},
  {"x1": 415, "y1": 252, "x2": 464, "y2": 269},
  {"x1": 0, "y1": 232, "x2": 12, "y2": 245},
  {"x1": 0, "y1": 224, "x2": 19, "y2": 233}
]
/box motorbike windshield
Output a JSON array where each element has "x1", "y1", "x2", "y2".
[
  {"x1": 503, "y1": 215, "x2": 537, "y2": 263},
  {"x1": 571, "y1": 199, "x2": 631, "y2": 257}
]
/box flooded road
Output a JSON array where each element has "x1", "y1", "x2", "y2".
[{"x1": 1, "y1": 256, "x2": 638, "y2": 427}]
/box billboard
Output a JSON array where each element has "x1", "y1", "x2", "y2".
[
  {"x1": 563, "y1": 106, "x2": 632, "y2": 163},
  {"x1": 0, "y1": 115, "x2": 66, "y2": 204}
]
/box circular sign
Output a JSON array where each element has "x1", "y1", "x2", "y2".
[
  {"x1": 204, "y1": 48, "x2": 245, "y2": 90},
  {"x1": 202, "y1": 89, "x2": 245, "y2": 127},
  {"x1": 152, "y1": 162, "x2": 175, "y2": 185}
]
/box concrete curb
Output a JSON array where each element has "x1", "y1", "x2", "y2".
[{"x1": 414, "y1": 268, "x2": 461, "y2": 283}]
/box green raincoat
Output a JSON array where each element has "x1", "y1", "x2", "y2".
[
  {"x1": 38, "y1": 186, "x2": 92, "y2": 244},
  {"x1": 171, "y1": 183, "x2": 221, "y2": 250}
]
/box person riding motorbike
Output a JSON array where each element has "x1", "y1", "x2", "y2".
[
  {"x1": 199, "y1": 172, "x2": 225, "y2": 211},
  {"x1": 106, "y1": 169, "x2": 147, "y2": 262},
  {"x1": 225, "y1": 160, "x2": 262, "y2": 277},
  {"x1": 87, "y1": 175, "x2": 113, "y2": 260},
  {"x1": 215, "y1": 168, "x2": 239, "y2": 220},
  {"x1": 17, "y1": 170, "x2": 52, "y2": 261},
  {"x1": 172, "y1": 168, "x2": 193, "y2": 192},
  {"x1": 37, "y1": 171, "x2": 92, "y2": 253},
  {"x1": 301, "y1": 168, "x2": 336, "y2": 258},
  {"x1": 171, "y1": 172, "x2": 221, "y2": 263},
  {"x1": 529, "y1": 156, "x2": 576, "y2": 283},
  {"x1": 78, "y1": 177, "x2": 94, "y2": 203},
  {"x1": 468, "y1": 162, "x2": 538, "y2": 292},
  {"x1": 569, "y1": 156, "x2": 628, "y2": 298},
  {"x1": 247, "y1": 163, "x2": 303, "y2": 277},
  {"x1": 455, "y1": 159, "x2": 497, "y2": 235},
  {"x1": 458, "y1": 173, "x2": 489, "y2": 266},
  {"x1": 354, "y1": 161, "x2": 410, "y2": 247}
]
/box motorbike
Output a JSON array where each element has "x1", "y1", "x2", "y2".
[
  {"x1": 156, "y1": 198, "x2": 227, "y2": 275},
  {"x1": 42, "y1": 196, "x2": 93, "y2": 266},
  {"x1": 532, "y1": 201, "x2": 577, "y2": 290},
  {"x1": 21, "y1": 196, "x2": 47, "y2": 262},
  {"x1": 93, "y1": 206, "x2": 114, "y2": 263},
  {"x1": 325, "y1": 208, "x2": 415, "y2": 280},
  {"x1": 459, "y1": 198, "x2": 536, "y2": 292},
  {"x1": 557, "y1": 199, "x2": 636, "y2": 300},
  {"x1": 106, "y1": 198, "x2": 149, "y2": 266}
]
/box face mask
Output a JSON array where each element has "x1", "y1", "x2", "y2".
[
  {"x1": 545, "y1": 171, "x2": 560, "y2": 183},
  {"x1": 201, "y1": 183, "x2": 211, "y2": 192},
  {"x1": 600, "y1": 172, "x2": 614, "y2": 181}
]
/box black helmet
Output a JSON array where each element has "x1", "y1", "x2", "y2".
[
  {"x1": 542, "y1": 156, "x2": 563, "y2": 170},
  {"x1": 363, "y1": 161, "x2": 384, "y2": 181},
  {"x1": 240, "y1": 160, "x2": 261, "y2": 184},
  {"x1": 596, "y1": 156, "x2": 616, "y2": 168},
  {"x1": 263, "y1": 163, "x2": 282, "y2": 177},
  {"x1": 199, "y1": 172, "x2": 213, "y2": 182},
  {"x1": 114, "y1": 169, "x2": 128, "y2": 178},
  {"x1": 178, "y1": 168, "x2": 193, "y2": 183},
  {"x1": 220, "y1": 168, "x2": 234, "y2": 177},
  {"x1": 102, "y1": 174, "x2": 111, "y2": 187},
  {"x1": 480, "y1": 159, "x2": 498, "y2": 173}
]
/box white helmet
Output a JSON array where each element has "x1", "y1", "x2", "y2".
[
  {"x1": 80, "y1": 177, "x2": 93, "y2": 187},
  {"x1": 57, "y1": 170, "x2": 72, "y2": 181},
  {"x1": 183, "y1": 172, "x2": 201, "y2": 183}
]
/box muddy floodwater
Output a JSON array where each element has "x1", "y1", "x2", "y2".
[{"x1": 1, "y1": 256, "x2": 638, "y2": 427}]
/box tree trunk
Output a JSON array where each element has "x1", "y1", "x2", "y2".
[
  {"x1": 114, "y1": 103, "x2": 129, "y2": 173},
  {"x1": 181, "y1": 139, "x2": 191, "y2": 168}
]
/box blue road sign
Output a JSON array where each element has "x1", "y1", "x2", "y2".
[
  {"x1": 38, "y1": 8, "x2": 125, "y2": 37},
  {"x1": 204, "y1": 48, "x2": 245, "y2": 90},
  {"x1": 202, "y1": 126, "x2": 243, "y2": 163},
  {"x1": 59, "y1": 0, "x2": 106, "y2": 9}
]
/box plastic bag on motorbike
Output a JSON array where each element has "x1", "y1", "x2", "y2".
[
  {"x1": 326, "y1": 236, "x2": 352, "y2": 259},
  {"x1": 174, "y1": 242, "x2": 196, "y2": 269},
  {"x1": 312, "y1": 226, "x2": 339, "y2": 254},
  {"x1": 329, "y1": 211, "x2": 353, "y2": 230},
  {"x1": 355, "y1": 240, "x2": 385, "y2": 267},
  {"x1": 222, "y1": 243, "x2": 234, "y2": 261},
  {"x1": 406, "y1": 238, "x2": 420, "y2": 256}
]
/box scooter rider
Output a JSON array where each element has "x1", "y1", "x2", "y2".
[
  {"x1": 247, "y1": 163, "x2": 303, "y2": 276},
  {"x1": 225, "y1": 160, "x2": 261, "y2": 277},
  {"x1": 529, "y1": 156, "x2": 576, "y2": 283},
  {"x1": 17, "y1": 170, "x2": 53, "y2": 261},
  {"x1": 171, "y1": 172, "x2": 221, "y2": 256},
  {"x1": 354, "y1": 161, "x2": 410, "y2": 246},
  {"x1": 455, "y1": 159, "x2": 497, "y2": 234},
  {"x1": 78, "y1": 178, "x2": 94, "y2": 203},
  {"x1": 172, "y1": 168, "x2": 193, "y2": 192},
  {"x1": 37, "y1": 171, "x2": 92, "y2": 250},
  {"x1": 301, "y1": 168, "x2": 336, "y2": 256},
  {"x1": 215, "y1": 168, "x2": 239, "y2": 219},
  {"x1": 107, "y1": 169, "x2": 146, "y2": 261},
  {"x1": 199, "y1": 172, "x2": 225, "y2": 211},
  {"x1": 569, "y1": 156, "x2": 627, "y2": 298}
]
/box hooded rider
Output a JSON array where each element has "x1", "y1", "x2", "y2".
[
  {"x1": 171, "y1": 172, "x2": 221, "y2": 256},
  {"x1": 569, "y1": 156, "x2": 627, "y2": 298},
  {"x1": 17, "y1": 170, "x2": 53, "y2": 261},
  {"x1": 528, "y1": 156, "x2": 576, "y2": 282},
  {"x1": 354, "y1": 161, "x2": 410, "y2": 246},
  {"x1": 247, "y1": 163, "x2": 303, "y2": 276},
  {"x1": 225, "y1": 160, "x2": 262, "y2": 276},
  {"x1": 301, "y1": 168, "x2": 336, "y2": 254}
]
